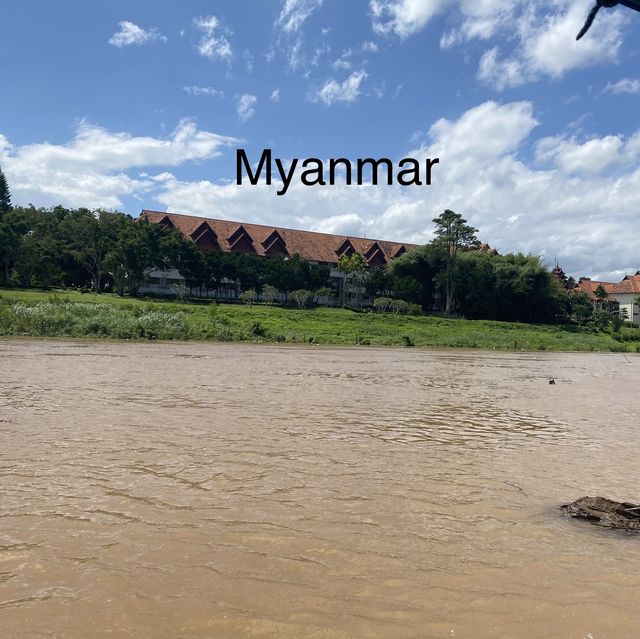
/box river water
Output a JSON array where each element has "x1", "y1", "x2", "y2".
[{"x1": 1, "y1": 340, "x2": 639, "y2": 638}]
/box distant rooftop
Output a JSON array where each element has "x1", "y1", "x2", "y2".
[{"x1": 140, "y1": 210, "x2": 417, "y2": 267}]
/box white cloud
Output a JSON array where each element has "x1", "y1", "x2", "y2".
[
  {"x1": 362, "y1": 40, "x2": 379, "y2": 52},
  {"x1": 243, "y1": 49, "x2": 255, "y2": 73},
  {"x1": 477, "y1": 47, "x2": 526, "y2": 90},
  {"x1": 275, "y1": 0, "x2": 325, "y2": 72},
  {"x1": 270, "y1": 88, "x2": 281, "y2": 102},
  {"x1": 4, "y1": 101, "x2": 640, "y2": 279},
  {"x1": 194, "y1": 15, "x2": 232, "y2": 61},
  {"x1": 237, "y1": 94, "x2": 257, "y2": 121},
  {"x1": 332, "y1": 48, "x2": 353, "y2": 70},
  {"x1": 183, "y1": 86, "x2": 224, "y2": 97},
  {"x1": 523, "y1": 2, "x2": 624, "y2": 78},
  {"x1": 535, "y1": 133, "x2": 640, "y2": 173},
  {"x1": 276, "y1": 0, "x2": 323, "y2": 33},
  {"x1": 370, "y1": 0, "x2": 449, "y2": 38},
  {"x1": 605, "y1": 77, "x2": 640, "y2": 95},
  {"x1": 370, "y1": 1, "x2": 628, "y2": 89},
  {"x1": 440, "y1": 0, "x2": 521, "y2": 48},
  {"x1": 474, "y1": 1, "x2": 626, "y2": 89},
  {"x1": 150, "y1": 100, "x2": 640, "y2": 279},
  {"x1": 108, "y1": 21, "x2": 167, "y2": 47},
  {"x1": 427, "y1": 101, "x2": 538, "y2": 158},
  {"x1": 312, "y1": 70, "x2": 368, "y2": 106},
  {"x1": 311, "y1": 41, "x2": 331, "y2": 66},
  {"x1": 0, "y1": 120, "x2": 237, "y2": 209},
  {"x1": 283, "y1": 37, "x2": 305, "y2": 71}
]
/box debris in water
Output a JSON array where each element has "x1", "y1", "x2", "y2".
[{"x1": 561, "y1": 496, "x2": 640, "y2": 531}]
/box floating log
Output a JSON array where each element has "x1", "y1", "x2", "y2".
[{"x1": 561, "y1": 496, "x2": 640, "y2": 531}]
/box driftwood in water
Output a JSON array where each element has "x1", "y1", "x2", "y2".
[{"x1": 561, "y1": 496, "x2": 640, "y2": 531}]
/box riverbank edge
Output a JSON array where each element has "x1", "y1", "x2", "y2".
[{"x1": 1, "y1": 288, "x2": 637, "y2": 353}]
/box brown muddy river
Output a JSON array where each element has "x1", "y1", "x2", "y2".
[{"x1": 1, "y1": 340, "x2": 640, "y2": 638}]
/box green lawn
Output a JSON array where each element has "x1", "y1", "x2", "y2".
[{"x1": 0, "y1": 287, "x2": 637, "y2": 352}]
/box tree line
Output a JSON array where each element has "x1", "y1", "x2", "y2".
[
  {"x1": 0, "y1": 205, "x2": 333, "y2": 298},
  {"x1": 0, "y1": 166, "x2": 601, "y2": 325}
]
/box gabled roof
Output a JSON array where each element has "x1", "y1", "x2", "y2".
[
  {"x1": 140, "y1": 210, "x2": 417, "y2": 265},
  {"x1": 158, "y1": 214, "x2": 175, "y2": 229},
  {"x1": 227, "y1": 224, "x2": 256, "y2": 252},
  {"x1": 613, "y1": 274, "x2": 640, "y2": 294},
  {"x1": 575, "y1": 274, "x2": 640, "y2": 300},
  {"x1": 190, "y1": 220, "x2": 220, "y2": 250},
  {"x1": 262, "y1": 230, "x2": 289, "y2": 256},
  {"x1": 335, "y1": 238, "x2": 356, "y2": 258},
  {"x1": 363, "y1": 241, "x2": 388, "y2": 267},
  {"x1": 392, "y1": 245, "x2": 407, "y2": 258}
]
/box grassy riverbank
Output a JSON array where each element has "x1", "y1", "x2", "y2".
[{"x1": 1, "y1": 288, "x2": 638, "y2": 351}]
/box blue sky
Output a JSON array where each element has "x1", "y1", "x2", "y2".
[{"x1": 1, "y1": 0, "x2": 639, "y2": 279}]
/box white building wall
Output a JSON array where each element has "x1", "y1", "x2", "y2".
[{"x1": 610, "y1": 293, "x2": 640, "y2": 326}]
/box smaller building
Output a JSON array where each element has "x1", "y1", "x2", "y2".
[{"x1": 575, "y1": 272, "x2": 640, "y2": 326}]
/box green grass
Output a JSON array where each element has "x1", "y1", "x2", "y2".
[{"x1": 0, "y1": 287, "x2": 638, "y2": 352}]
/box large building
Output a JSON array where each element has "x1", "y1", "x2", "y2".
[
  {"x1": 139, "y1": 209, "x2": 418, "y2": 298},
  {"x1": 576, "y1": 273, "x2": 640, "y2": 326}
]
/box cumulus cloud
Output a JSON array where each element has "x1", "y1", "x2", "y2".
[
  {"x1": 605, "y1": 77, "x2": 640, "y2": 95},
  {"x1": 108, "y1": 21, "x2": 167, "y2": 47},
  {"x1": 0, "y1": 120, "x2": 237, "y2": 209},
  {"x1": 535, "y1": 133, "x2": 639, "y2": 173},
  {"x1": 370, "y1": 0, "x2": 628, "y2": 89},
  {"x1": 150, "y1": 100, "x2": 640, "y2": 280},
  {"x1": 3, "y1": 101, "x2": 640, "y2": 279},
  {"x1": 370, "y1": 0, "x2": 449, "y2": 38},
  {"x1": 521, "y1": 2, "x2": 624, "y2": 78},
  {"x1": 194, "y1": 16, "x2": 232, "y2": 61},
  {"x1": 312, "y1": 70, "x2": 368, "y2": 106},
  {"x1": 477, "y1": 47, "x2": 526, "y2": 90},
  {"x1": 270, "y1": 88, "x2": 281, "y2": 102},
  {"x1": 236, "y1": 94, "x2": 257, "y2": 121},
  {"x1": 472, "y1": 1, "x2": 625, "y2": 89}
]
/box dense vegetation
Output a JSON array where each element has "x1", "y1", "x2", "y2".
[
  {"x1": 0, "y1": 205, "x2": 331, "y2": 299},
  {"x1": 0, "y1": 170, "x2": 632, "y2": 337},
  {"x1": 1, "y1": 288, "x2": 638, "y2": 351}
]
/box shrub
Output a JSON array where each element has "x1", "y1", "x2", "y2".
[
  {"x1": 240, "y1": 290, "x2": 258, "y2": 305},
  {"x1": 290, "y1": 289, "x2": 313, "y2": 308},
  {"x1": 373, "y1": 297, "x2": 393, "y2": 313},
  {"x1": 262, "y1": 284, "x2": 280, "y2": 305},
  {"x1": 249, "y1": 321, "x2": 266, "y2": 337},
  {"x1": 391, "y1": 299, "x2": 409, "y2": 315},
  {"x1": 315, "y1": 287, "x2": 333, "y2": 306}
]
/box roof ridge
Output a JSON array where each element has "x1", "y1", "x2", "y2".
[{"x1": 140, "y1": 209, "x2": 415, "y2": 248}]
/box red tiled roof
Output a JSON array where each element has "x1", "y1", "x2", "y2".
[
  {"x1": 575, "y1": 274, "x2": 640, "y2": 300},
  {"x1": 612, "y1": 274, "x2": 640, "y2": 295},
  {"x1": 140, "y1": 210, "x2": 417, "y2": 266}
]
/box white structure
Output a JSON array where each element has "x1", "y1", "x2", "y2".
[{"x1": 576, "y1": 272, "x2": 640, "y2": 326}]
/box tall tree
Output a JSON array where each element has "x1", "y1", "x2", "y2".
[
  {"x1": 388, "y1": 243, "x2": 446, "y2": 309},
  {"x1": 0, "y1": 166, "x2": 12, "y2": 216},
  {"x1": 594, "y1": 284, "x2": 608, "y2": 308},
  {"x1": 337, "y1": 252, "x2": 367, "y2": 307},
  {"x1": 432, "y1": 209, "x2": 478, "y2": 316}
]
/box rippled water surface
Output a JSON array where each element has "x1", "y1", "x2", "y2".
[{"x1": 1, "y1": 340, "x2": 640, "y2": 638}]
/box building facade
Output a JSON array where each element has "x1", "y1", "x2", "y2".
[
  {"x1": 139, "y1": 210, "x2": 417, "y2": 299},
  {"x1": 575, "y1": 273, "x2": 640, "y2": 326}
]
